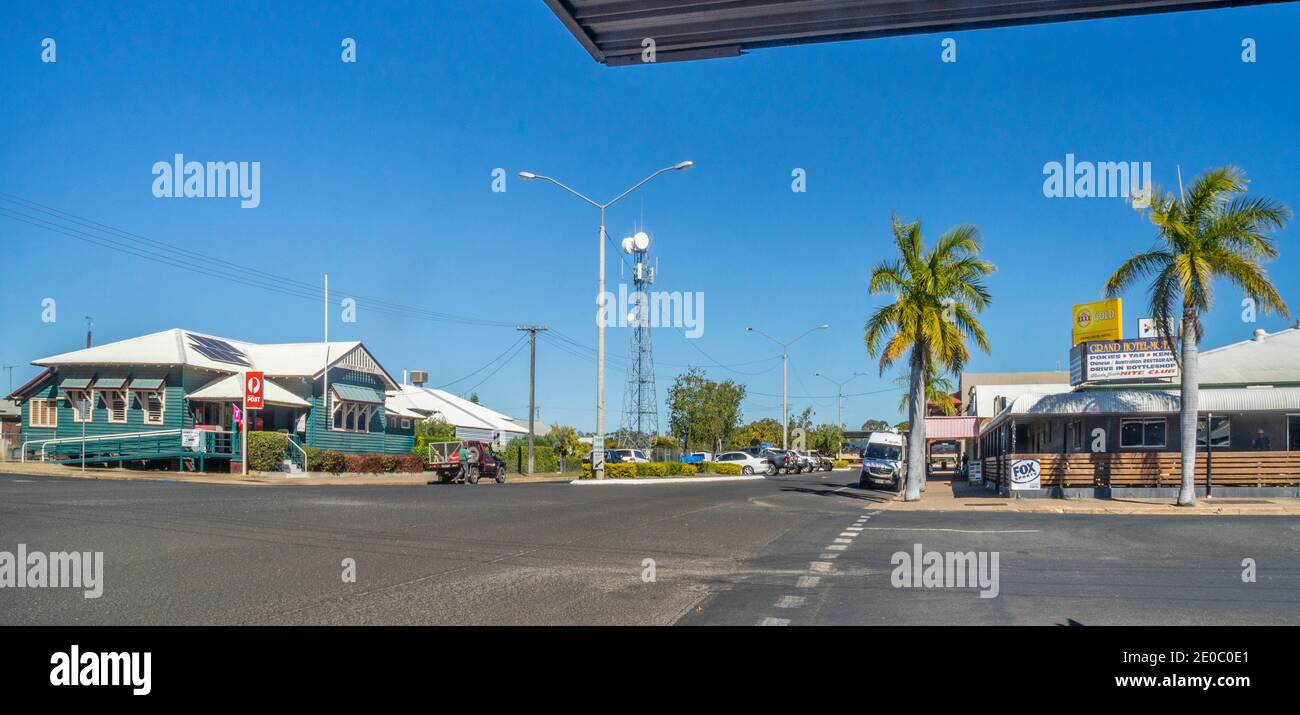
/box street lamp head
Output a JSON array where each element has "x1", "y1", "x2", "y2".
[
  {"x1": 818, "y1": 324, "x2": 829, "y2": 330},
  {"x1": 674, "y1": 160, "x2": 694, "y2": 171},
  {"x1": 745, "y1": 327, "x2": 754, "y2": 332},
  {"x1": 517, "y1": 171, "x2": 537, "y2": 180}
]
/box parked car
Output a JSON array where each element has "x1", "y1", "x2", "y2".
[
  {"x1": 716, "y1": 451, "x2": 773, "y2": 476},
  {"x1": 803, "y1": 450, "x2": 834, "y2": 471},
  {"x1": 582, "y1": 449, "x2": 625, "y2": 464},
  {"x1": 742, "y1": 446, "x2": 794, "y2": 474},
  {"x1": 426, "y1": 440, "x2": 507, "y2": 485},
  {"x1": 858, "y1": 431, "x2": 907, "y2": 491},
  {"x1": 607, "y1": 448, "x2": 649, "y2": 463}
]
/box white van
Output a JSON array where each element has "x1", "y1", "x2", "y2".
[{"x1": 857, "y1": 431, "x2": 907, "y2": 492}]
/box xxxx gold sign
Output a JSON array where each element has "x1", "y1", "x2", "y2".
[{"x1": 1072, "y1": 298, "x2": 1122, "y2": 345}]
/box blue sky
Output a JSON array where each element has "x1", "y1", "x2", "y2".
[{"x1": 2, "y1": 1, "x2": 1298, "y2": 431}]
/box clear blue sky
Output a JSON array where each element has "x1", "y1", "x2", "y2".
[{"x1": 3, "y1": 1, "x2": 1298, "y2": 431}]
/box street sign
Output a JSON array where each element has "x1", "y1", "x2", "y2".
[
  {"x1": 244, "y1": 371, "x2": 265, "y2": 410},
  {"x1": 1070, "y1": 338, "x2": 1179, "y2": 385},
  {"x1": 968, "y1": 462, "x2": 983, "y2": 484},
  {"x1": 1010, "y1": 459, "x2": 1041, "y2": 490}
]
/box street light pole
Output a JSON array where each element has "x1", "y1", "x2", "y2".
[
  {"x1": 746, "y1": 324, "x2": 829, "y2": 449},
  {"x1": 519, "y1": 161, "x2": 693, "y2": 479},
  {"x1": 815, "y1": 371, "x2": 867, "y2": 430}
]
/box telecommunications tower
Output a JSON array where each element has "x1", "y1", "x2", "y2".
[{"x1": 617, "y1": 230, "x2": 658, "y2": 450}]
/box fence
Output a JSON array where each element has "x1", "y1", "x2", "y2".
[{"x1": 981, "y1": 451, "x2": 1300, "y2": 488}]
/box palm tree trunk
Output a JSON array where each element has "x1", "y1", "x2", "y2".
[
  {"x1": 905, "y1": 348, "x2": 927, "y2": 501},
  {"x1": 1177, "y1": 311, "x2": 1198, "y2": 506}
]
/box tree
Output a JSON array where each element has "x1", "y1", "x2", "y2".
[
  {"x1": 1105, "y1": 166, "x2": 1290, "y2": 506},
  {"x1": 666, "y1": 367, "x2": 746, "y2": 451},
  {"x1": 549, "y1": 424, "x2": 583, "y2": 462},
  {"x1": 469, "y1": 392, "x2": 480, "y2": 404},
  {"x1": 731, "y1": 418, "x2": 783, "y2": 450},
  {"x1": 864, "y1": 215, "x2": 994, "y2": 500},
  {"x1": 895, "y1": 365, "x2": 957, "y2": 416},
  {"x1": 861, "y1": 419, "x2": 891, "y2": 432},
  {"x1": 809, "y1": 423, "x2": 845, "y2": 454}
]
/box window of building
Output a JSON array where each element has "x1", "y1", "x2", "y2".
[
  {"x1": 30, "y1": 398, "x2": 57, "y2": 428},
  {"x1": 331, "y1": 400, "x2": 373, "y2": 433},
  {"x1": 1288, "y1": 415, "x2": 1300, "y2": 451},
  {"x1": 68, "y1": 390, "x2": 93, "y2": 423},
  {"x1": 136, "y1": 391, "x2": 165, "y2": 425},
  {"x1": 101, "y1": 389, "x2": 128, "y2": 423},
  {"x1": 1121, "y1": 418, "x2": 1166, "y2": 448},
  {"x1": 401, "y1": 418, "x2": 411, "y2": 429},
  {"x1": 1195, "y1": 415, "x2": 1231, "y2": 448},
  {"x1": 1065, "y1": 420, "x2": 1084, "y2": 451}
]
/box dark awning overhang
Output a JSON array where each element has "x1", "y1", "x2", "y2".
[{"x1": 543, "y1": 0, "x2": 1289, "y2": 66}]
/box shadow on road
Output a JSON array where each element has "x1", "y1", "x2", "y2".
[{"x1": 779, "y1": 484, "x2": 895, "y2": 503}]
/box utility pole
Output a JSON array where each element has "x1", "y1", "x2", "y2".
[
  {"x1": 815, "y1": 371, "x2": 867, "y2": 430},
  {"x1": 2, "y1": 366, "x2": 15, "y2": 394},
  {"x1": 516, "y1": 325, "x2": 548, "y2": 475},
  {"x1": 84, "y1": 316, "x2": 93, "y2": 348},
  {"x1": 746, "y1": 323, "x2": 829, "y2": 449}
]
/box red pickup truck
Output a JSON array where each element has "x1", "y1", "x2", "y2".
[{"x1": 426, "y1": 440, "x2": 507, "y2": 484}]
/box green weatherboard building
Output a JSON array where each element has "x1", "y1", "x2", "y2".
[{"x1": 6, "y1": 329, "x2": 414, "y2": 470}]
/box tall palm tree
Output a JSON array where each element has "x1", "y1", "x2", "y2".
[
  {"x1": 865, "y1": 216, "x2": 994, "y2": 500},
  {"x1": 1105, "y1": 166, "x2": 1290, "y2": 506},
  {"x1": 894, "y1": 365, "x2": 957, "y2": 416}
]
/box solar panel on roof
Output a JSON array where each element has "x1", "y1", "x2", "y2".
[{"x1": 186, "y1": 334, "x2": 251, "y2": 366}]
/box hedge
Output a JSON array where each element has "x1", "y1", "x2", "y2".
[
  {"x1": 305, "y1": 447, "x2": 325, "y2": 472},
  {"x1": 833, "y1": 460, "x2": 849, "y2": 469},
  {"x1": 712, "y1": 463, "x2": 743, "y2": 475},
  {"x1": 578, "y1": 461, "x2": 701, "y2": 479},
  {"x1": 505, "y1": 444, "x2": 557, "y2": 473},
  {"x1": 247, "y1": 431, "x2": 288, "y2": 472},
  {"x1": 321, "y1": 450, "x2": 346, "y2": 474}
]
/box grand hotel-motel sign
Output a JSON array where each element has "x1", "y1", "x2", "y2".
[{"x1": 542, "y1": 0, "x2": 1286, "y2": 66}]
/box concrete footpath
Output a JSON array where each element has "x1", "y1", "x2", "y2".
[
  {"x1": 882, "y1": 476, "x2": 1300, "y2": 515},
  {"x1": 0, "y1": 461, "x2": 576, "y2": 486}
]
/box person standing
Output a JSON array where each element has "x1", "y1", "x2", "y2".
[{"x1": 458, "y1": 443, "x2": 471, "y2": 481}]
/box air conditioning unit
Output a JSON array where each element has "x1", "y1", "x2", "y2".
[{"x1": 409, "y1": 370, "x2": 429, "y2": 386}]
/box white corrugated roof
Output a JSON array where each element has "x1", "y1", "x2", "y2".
[
  {"x1": 188, "y1": 374, "x2": 311, "y2": 407},
  {"x1": 32, "y1": 328, "x2": 374, "y2": 381},
  {"x1": 1198, "y1": 325, "x2": 1300, "y2": 385},
  {"x1": 385, "y1": 386, "x2": 525, "y2": 436}
]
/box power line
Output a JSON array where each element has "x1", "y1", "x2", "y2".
[
  {"x1": 0, "y1": 194, "x2": 519, "y2": 328},
  {"x1": 435, "y1": 335, "x2": 528, "y2": 389},
  {"x1": 463, "y1": 339, "x2": 529, "y2": 395}
]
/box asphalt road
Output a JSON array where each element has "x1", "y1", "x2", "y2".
[{"x1": 1, "y1": 471, "x2": 1297, "y2": 625}]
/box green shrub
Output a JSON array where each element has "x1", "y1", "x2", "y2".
[
  {"x1": 664, "y1": 461, "x2": 683, "y2": 476},
  {"x1": 681, "y1": 464, "x2": 698, "y2": 476},
  {"x1": 505, "y1": 444, "x2": 557, "y2": 473},
  {"x1": 305, "y1": 447, "x2": 324, "y2": 472},
  {"x1": 833, "y1": 460, "x2": 849, "y2": 469},
  {"x1": 713, "y1": 462, "x2": 743, "y2": 475},
  {"x1": 694, "y1": 461, "x2": 714, "y2": 474},
  {"x1": 379, "y1": 455, "x2": 398, "y2": 472},
  {"x1": 321, "y1": 450, "x2": 346, "y2": 474},
  {"x1": 247, "y1": 431, "x2": 288, "y2": 472}
]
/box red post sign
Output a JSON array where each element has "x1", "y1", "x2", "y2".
[{"x1": 244, "y1": 371, "x2": 265, "y2": 410}]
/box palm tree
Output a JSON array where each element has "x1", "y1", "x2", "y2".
[
  {"x1": 1105, "y1": 166, "x2": 1290, "y2": 506},
  {"x1": 894, "y1": 365, "x2": 957, "y2": 416},
  {"x1": 865, "y1": 216, "x2": 994, "y2": 500}
]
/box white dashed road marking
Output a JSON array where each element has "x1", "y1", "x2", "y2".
[
  {"x1": 758, "y1": 617, "x2": 791, "y2": 626},
  {"x1": 775, "y1": 595, "x2": 807, "y2": 609},
  {"x1": 809, "y1": 561, "x2": 833, "y2": 573},
  {"x1": 859, "y1": 528, "x2": 1039, "y2": 534},
  {"x1": 797, "y1": 576, "x2": 820, "y2": 588},
  {"x1": 826, "y1": 544, "x2": 847, "y2": 551}
]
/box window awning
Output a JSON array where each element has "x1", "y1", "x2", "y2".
[
  {"x1": 333, "y1": 384, "x2": 385, "y2": 404},
  {"x1": 128, "y1": 378, "x2": 164, "y2": 390},
  {"x1": 92, "y1": 378, "x2": 126, "y2": 389},
  {"x1": 59, "y1": 378, "x2": 92, "y2": 390}
]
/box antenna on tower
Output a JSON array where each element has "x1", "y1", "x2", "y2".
[{"x1": 617, "y1": 229, "x2": 659, "y2": 451}]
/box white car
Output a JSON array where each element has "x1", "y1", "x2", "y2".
[
  {"x1": 716, "y1": 451, "x2": 773, "y2": 476},
  {"x1": 609, "y1": 448, "x2": 650, "y2": 463}
]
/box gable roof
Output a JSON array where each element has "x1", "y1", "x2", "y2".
[
  {"x1": 386, "y1": 386, "x2": 525, "y2": 436},
  {"x1": 28, "y1": 328, "x2": 396, "y2": 388}
]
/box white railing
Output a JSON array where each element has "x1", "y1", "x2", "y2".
[
  {"x1": 21, "y1": 429, "x2": 184, "y2": 463},
  {"x1": 286, "y1": 438, "x2": 308, "y2": 474}
]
